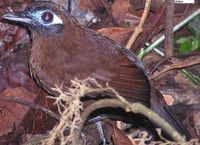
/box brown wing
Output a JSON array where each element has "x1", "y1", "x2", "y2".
[
  {"x1": 61, "y1": 28, "x2": 150, "y2": 106},
  {"x1": 73, "y1": 28, "x2": 151, "y2": 106},
  {"x1": 108, "y1": 56, "x2": 150, "y2": 106}
]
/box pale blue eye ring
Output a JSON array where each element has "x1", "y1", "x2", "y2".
[{"x1": 31, "y1": 10, "x2": 63, "y2": 26}]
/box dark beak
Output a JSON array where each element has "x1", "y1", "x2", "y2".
[{"x1": 2, "y1": 12, "x2": 31, "y2": 24}]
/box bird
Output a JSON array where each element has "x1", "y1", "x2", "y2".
[{"x1": 2, "y1": 1, "x2": 190, "y2": 139}]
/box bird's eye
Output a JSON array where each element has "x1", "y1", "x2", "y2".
[{"x1": 41, "y1": 11, "x2": 53, "y2": 23}]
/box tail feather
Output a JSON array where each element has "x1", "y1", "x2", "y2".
[{"x1": 150, "y1": 87, "x2": 191, "y2": 140}]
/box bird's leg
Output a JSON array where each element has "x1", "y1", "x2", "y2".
[
  {"x1": 96, "y1": 121, "x2": 107, "y2": 145},
  {"x1": 80, "y1": 132, "x2": 87, "y2": 145},
  {"x1": 86, "y1": 115, "x2": 109, "y2": 145}
]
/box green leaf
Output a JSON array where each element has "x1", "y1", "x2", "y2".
[
  {"x1": 191, "y1": 38, "x2": 199, "y2": 51},
  {"x1": 177, "y1": 36, "x2": 200, "y2": 54},
  {"x1": 178, "y1": 39, "x2": 192, "y2": 54},
  {"x1": 176, "y1": 36, "x2": 193, "y2": 44}
]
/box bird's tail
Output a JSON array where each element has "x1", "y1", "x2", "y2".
[{"x1": 150, "y1": 87, "x2": 191, "y2": 140}]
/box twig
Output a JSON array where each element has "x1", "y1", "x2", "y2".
[
  {"x1": 164, "y1": 0, "x2": 174, "y2": 57},
  {"x1": 181, "y1": 69, "x2": 200, "y2": 85},
  {"x1": 150, "y1": 56, "x2": 200, "y2": 79},
  {"x1": 72, "y1": 99, "x2": 185, "y2": 145},
  {"x1": 126, "y1": 0, "x2": 152, "y2": 49},
  {"x1": 175, "y1": 4, "x2": 190, "y2": 17},
  {"x1": 0, "y1": 95, "x2": 60, "y2": 120}
]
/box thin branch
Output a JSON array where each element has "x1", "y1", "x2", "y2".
[
  {"x1": 181, "y1": 69, "x2": 200, "y2": 85},
  {"x1": 0, "y1": 95, "x2": 60, "y2": 120},
  {"x1": 164, "y1": 0, "x2": 174, "y2": 57},
  {"x1": 150, "y1": 56, "x2": 200, "y2": 79},
  {"x1": 72, "y1": 99, "x2": 185, "y2": 145},
  {"x1": 126, "y1": 0, "x2": 152, "y2": 49}
]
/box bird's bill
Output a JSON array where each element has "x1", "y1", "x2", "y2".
[{"x1": 2, "y1": 12, "x2": 31, "y2": 24}]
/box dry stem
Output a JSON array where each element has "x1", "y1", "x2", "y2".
[
  {"x1": 150, "y1": 56, "x2": 200, "y2": 79},
  {"x1": 164, "y1": 0, "x2": 174, "y2": 57},
  {"x1": 126, "y1": 0, "x2": 152, "y2": 49}
]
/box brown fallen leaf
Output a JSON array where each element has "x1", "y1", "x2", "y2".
[
  {"x1": 98, "y1": 27, "x2": 133, "y2": 45},
  {"x1": 0, "y1": 87, "x2": 37, "y2": 136},
  {"x1": 111, "y1": 0, "x2": 132, "y2": 25},
  {"x1": 112, "y1": 126, "x2": 132, "y2": 145}
]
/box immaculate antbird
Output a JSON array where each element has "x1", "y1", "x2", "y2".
[{"x1": 2, "y1": 1, "x2": 190, "y2": 139}]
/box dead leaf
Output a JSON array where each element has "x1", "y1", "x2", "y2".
[
  {"x1": 112, "y1": 126, "x2": 132, "y2": 145},
  {"x1": 98, "y1": 27, "x2": 133, "y2": 45},
  {"x1": 0, "y1": 87, "x2": 37, "y2": 136}
]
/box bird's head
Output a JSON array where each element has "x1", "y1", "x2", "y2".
[{"x1": 2, "y1": 1, "x2": 75, "y2": 36}]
